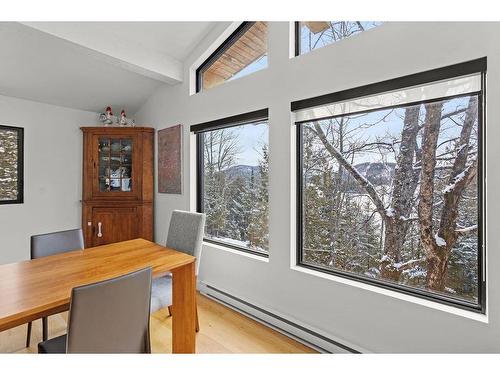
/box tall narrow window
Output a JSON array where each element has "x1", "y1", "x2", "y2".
[
  {"x1": 196, "y1": 22, "x2": 268, "y2": 92},
  {"x1": 294, "y1": 59, "x2": 485, "y2": 312},
  {"x1": 192, "y1": 110, "x2": 269, "y2": 256},
  {"x1": 0, "y1": 125, "x2": 23, "y2": 204},
  {"x1": 295, "y1": 21, "x2": 383, "y2": 55}
]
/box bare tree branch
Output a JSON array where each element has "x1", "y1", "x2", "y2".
[
  {"x1": 309, "y1": 123, "x2": 388, "y2": 218},
  {"x1": 456, "y1": 225, "x2": 478, "y2": 235}
]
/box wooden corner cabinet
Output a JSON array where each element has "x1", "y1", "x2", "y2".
[{"x1": 81, "y1": 126, "x2": 154, "y2": 247}]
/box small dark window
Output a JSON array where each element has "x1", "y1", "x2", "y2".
[
  {"x1": 0, "y1": 125, "x2": 24, "y2": 204},
  {"x1": 192, "y1": 110, "x2": 269, "y2": 256},
  {"x1": 293, "y1": 58, "x2": 486, "y2": 312},
  {"x1": 196, "y1": 22, "x2": 268, "y2": 92},
  {"x1": 295, "y1": 21, "x2": 383, "y2": 56}
]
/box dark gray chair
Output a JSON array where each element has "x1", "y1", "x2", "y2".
[
  {"x1": 38, "y1": 267, "x2": 152, "y2": 353},
  {"x1": 150, "y1": 210, "x2": 205, "y2": 332},
  {"x1": 27, "y1": 228, "x2": 84, "y2": 347}
]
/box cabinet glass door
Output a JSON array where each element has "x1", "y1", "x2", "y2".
[{"x1": 98, "y1": 138, "x2": 133, "y2": 192}]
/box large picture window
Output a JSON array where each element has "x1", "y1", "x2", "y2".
[
  {"x1": 196, "y1": 22, "x2": 268, "y2": 92},
  {"x1": 0, "y1": 125, "x2": 23, "y2": 205},
  {"x1": 193, "y1": 110, "x2": 269, "y2": 256},
  {"x1": 294, "y1": 59, "x2": 485, "y2": 311},
  {"x1": 295, "y1": 21, "x2": 383, "y2": 56}
]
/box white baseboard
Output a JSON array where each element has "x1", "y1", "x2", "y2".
[{"x1": 198, "y1": 281, "x2": 367, "y2": 354}]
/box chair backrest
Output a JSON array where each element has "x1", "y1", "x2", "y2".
[
  {"x1": 31, "y1": 229, "x2": 84, "y2": 259},
  {"x1": 66, "y1": 267, "x2": 152, "y2": 353},
  {"x1": 166, "y1": 210, "x2": 206, "y2": 275}
]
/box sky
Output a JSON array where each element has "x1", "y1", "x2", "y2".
[
  {"x1": 229, "y1": 55, "x2": 268, "y2": 81},
  {"x1": 299, "y1": 21, "x2": 382, "y2": 54},
  {"x1": 309, "y1": 95, "x2": 474, "y2": 165},
  {"x1": 232, "y1": 122, "x2": 268, "y2": 166}
]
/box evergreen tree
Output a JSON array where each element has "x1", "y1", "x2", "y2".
[
  {"x1": 248, "y1": 144, "x2": 269, "y2": 251},
  {"x1": 226, "y1": 176, "x2": 252, "y2": 241},
  {"x1": 202, "y1": 130, "x2": 239, "y2": 239}
]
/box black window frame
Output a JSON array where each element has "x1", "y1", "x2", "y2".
[
  {"x1": 192, "y1": 109, "x2": 270, "y2": 258},
  {"x1": 293, "y1": 21, "x2": 301, "y2": 57},
  {"x1": 293, "y1": 58, "x2": 487, "y2": 313},
  {"x1": 0, "y1": 124, "x2": 24, "y2": 205},
  {"x1": 196, "y1": 21, "x2": 264, "y2": 93}
]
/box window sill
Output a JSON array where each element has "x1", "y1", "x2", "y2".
[
  {"x1": 291, "y1": 264, "x2": 488, "y2": 324},
  {"x1": 202, "y1": 240, "x2": 269, "y2": 263}
]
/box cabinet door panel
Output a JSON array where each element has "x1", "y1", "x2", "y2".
[
  {"x1": 91, "y1": 207, "x2": 138, "y2": 246},
  {"x1": 91, "y1": 133, "x2": 141, "y2": 200}
]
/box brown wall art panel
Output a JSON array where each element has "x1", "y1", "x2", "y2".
[{"x1": 158, "y1": 124, "x2": 182, "y2": 194}]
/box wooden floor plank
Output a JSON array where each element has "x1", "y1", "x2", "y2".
[{"x1": 0, "y1": 293, "x2": 316, "y2": 354}]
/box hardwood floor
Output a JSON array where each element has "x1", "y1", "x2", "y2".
[{"x1": 0, "y1": 293, "x2": 316, "y2": 354}]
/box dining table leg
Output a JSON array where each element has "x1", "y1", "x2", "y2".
[{"x1": 171, "y1": 261, "x2": 196, "y2": 353}]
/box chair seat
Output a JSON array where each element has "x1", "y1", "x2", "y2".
[
  {"x1": 38, "y1": 334, "x2": 66, "y2": 354},
  {"x1": 150, "y1": 275, "x2": 172, "y2": 313}
]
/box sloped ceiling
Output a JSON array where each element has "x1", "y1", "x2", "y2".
[{"x1": 0, "y1": 22, "x2": 216, "y2": 113}]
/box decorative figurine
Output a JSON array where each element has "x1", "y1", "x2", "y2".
[
  {"x1": 98, "y1": 106, "x2": 135, "y2": 126},
  {"x1": 105, "y1": 106, "x2": 114, "y2": 124},
  {"x1": 99, "y1": 106, "x2": 114, "y2": 125},
  {"x1": 119, "y1": 109, "x2": 127, "y2": 126}
]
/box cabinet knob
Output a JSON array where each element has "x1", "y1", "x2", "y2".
[{"x1": 97, "y1": 222, "x2": 103, "y2": 238}]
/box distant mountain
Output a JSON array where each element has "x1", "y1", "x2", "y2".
[
  {"x1": 340, "y1": 161, "x2": 395, "y2": 193},
  {"x1": 353, "y1": 162, "x2": 396, "y2": 186},
  {"x1": 224, "y1": 165, "x2": 260, "y2": 180},
  {"x1": 223, "y1": 162, "x2": 395, "y2": 190}
]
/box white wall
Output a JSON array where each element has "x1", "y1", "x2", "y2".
[
  {"x1": 134, "y1": 22, "x2": 500, "y2": 352},
  {"x1": 0, "y1": 95, "x2": 97, "y2": 264}
]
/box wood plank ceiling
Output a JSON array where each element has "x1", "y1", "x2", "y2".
[
  {"x1": 202, "y1": 22, "x2": 267, "y2": 90},
  {"x1": 303, "y1": 21, "x2": 330, "y2": 34}
]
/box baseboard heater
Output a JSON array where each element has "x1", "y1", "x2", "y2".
[{"x1": 200, "y1": 283, "x2": 360, "y2": 354}]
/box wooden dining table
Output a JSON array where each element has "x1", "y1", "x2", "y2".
[{"x1": 0, "y1": 238, "x2": 197, "y2": 353}]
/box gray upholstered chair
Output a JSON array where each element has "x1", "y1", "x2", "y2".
[
  {"x1": 38, "y1": 267, "x2": 152, "y2": 354},
  {"x1": 27, "y1": 228, "x2": 84, "y2": 347},
  {"x1": 150, "y1": 210, "x2": 205, "y2": 332}
]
